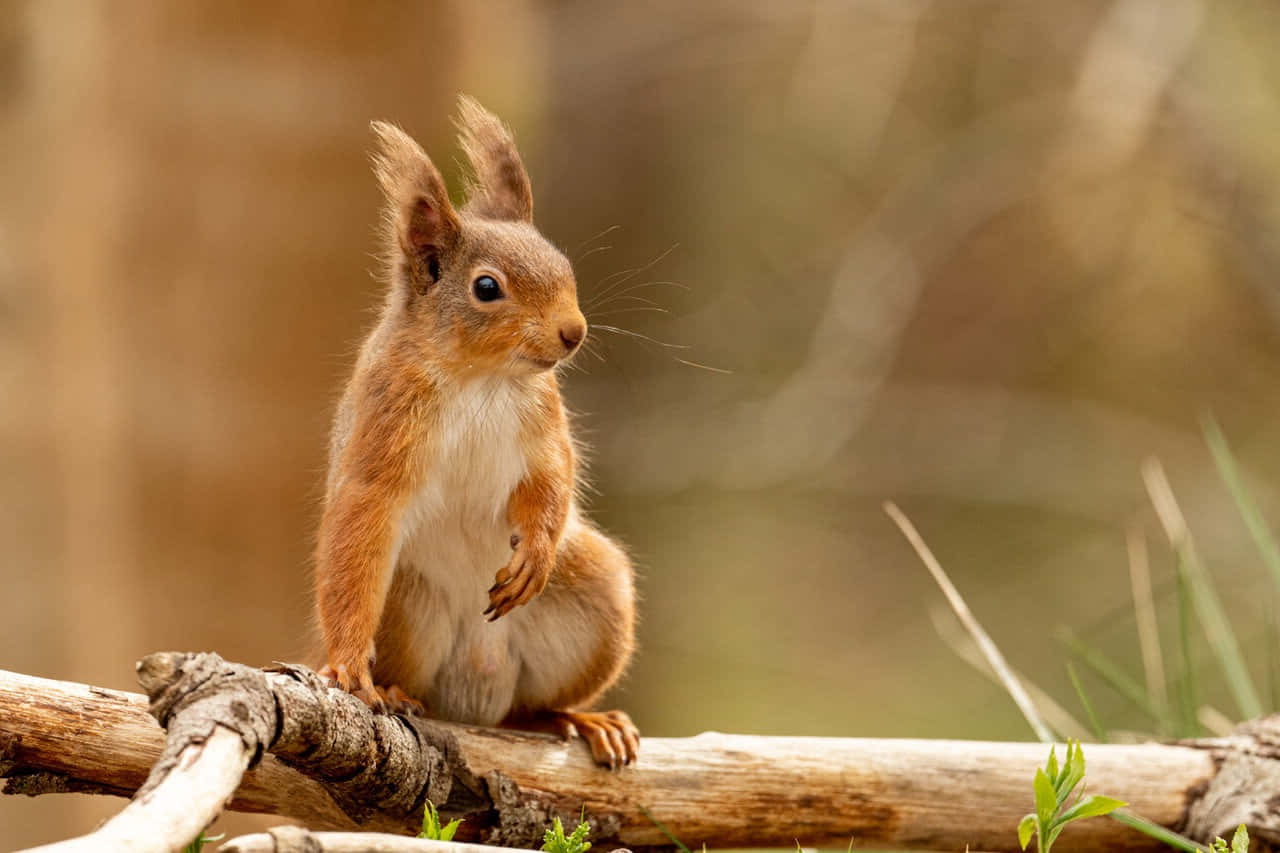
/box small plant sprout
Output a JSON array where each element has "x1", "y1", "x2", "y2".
[
  {"x1": 182, "y1": 832, "x2": 224, "y2": 853},
  {"x1": 418, "y1": 799, "x2": 463, "y2": 841},
  {"x1": 542, "y1": 811, "x2": 592, "y2": 853},
  {"x1": 1017, "y1": 741, "x2": 1126, "y2": 853},
  {"x1": 1211, "y1": 824, "x2": 1250, "y2": 853}
]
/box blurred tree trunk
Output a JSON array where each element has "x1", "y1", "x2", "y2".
[{"x1": 1, "y1": 0, "x2": 544, "y2": 846}]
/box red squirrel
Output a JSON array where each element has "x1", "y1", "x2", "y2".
[{"x1": 313, "y1": 97, "x2": 637, "y2": 768}]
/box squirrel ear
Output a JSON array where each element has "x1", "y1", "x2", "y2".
[
  {"x1": 370, "y1": 121, "x2": 460, "y2": 272},
  {"x1": 455, "y1": 95, "x2": 534, "y2": 223}
]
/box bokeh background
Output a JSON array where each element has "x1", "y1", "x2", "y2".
[{"x1": 4, "y1": 0, "x2": 1280, "y2": 847}]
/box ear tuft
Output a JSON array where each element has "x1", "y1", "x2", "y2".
[
  {"x1": 454, "y1": 95, "x2": 534, "y2": 223},
  {"x1": 368, "y1": 120, "x2": 459, "y2": 270}
]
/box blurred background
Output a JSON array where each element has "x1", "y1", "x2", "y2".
[{"x1": 4, "y1": 0, "x2": 1280, "y2": 847}]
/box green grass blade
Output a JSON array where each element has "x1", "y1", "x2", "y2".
[
  {"x1": 638, "y1": 805, "x2": 692, "y2": 853},
  {"x1": 1066, "y1": 663, "x2": 1108, "y2": 742},
  {"x1": 1204, "y1": 415, "x2": 1280, "y2": 594},
  {"x1": 1176, "y1": 542, "x2": 1261, "y2": 719},
  {"x1": 1143, "y1": 458, "x2": 1263, "y2": 720},
  {"x1": 1056, "y1": 626, "x2": 1166, "y2": 724},
  {"x1": 1110, "y1": 810, "x2": 1207, "y2": 853}
]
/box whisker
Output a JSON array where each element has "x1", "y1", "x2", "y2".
[
  {"x1": 576, "y1": 244, "x2": 614, "y2": 263},
  {"x1": 584, "y1": 244, "x2": 679, "y2": 307},
  {"x1": 579, "y1": 337, "x2": 607, "y2": 364},
  {"x1": 589, "y1": 306, "x2": 670, "y2": 319},
  {"x1": 587, "y1": 323, "x2": 731, "y2": 375},
  {"x1": 674, "y1": 357, "x2": 733, "y2": 374},
  {"x1": 573, "y1": 224, "x2": 621, "y2": 260},
  {"x1": 584, "y1": 279, "x2": 690, "y2": 311},
  {"x1": 585, "y1": 293, "x2": 665, "y2": 313},
  {"x1": 592, "y1": 324, "x2": 690, "y2": 350}
]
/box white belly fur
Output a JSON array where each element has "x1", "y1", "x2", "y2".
[{"x1": 391, "y1": 376, "x2": 531, "y2": 724}]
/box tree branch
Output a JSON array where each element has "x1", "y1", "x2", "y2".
[
  {"x1": 2, "y1": 653, "x2": 1278, "y2": 852},
  {"x1": 27, "y1": 727, "x2": 246, "y2": 853},
  {"x1": 220, "y1": 827, "x2": 534, "y2": 853}
]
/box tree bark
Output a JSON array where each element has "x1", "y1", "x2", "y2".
[{"x1": 1, "y1": 654, "x2": 1277, "y2": 852}]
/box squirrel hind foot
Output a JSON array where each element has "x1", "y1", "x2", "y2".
[
  {"x1": 381, "y1": 684, "x2": 426, "y2": 716},
  {"x1": 554, "y1": 709, "x2": 639, "y2": 770}
]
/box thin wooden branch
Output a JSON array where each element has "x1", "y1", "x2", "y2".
[
  {"x1": 27, "y1": 727, "x2": 247, "y2": 853},
  {"x1": 221, "y1": 827, "x2": 532, "y2": 853},
  {"x1": 3, "y1": 654, "x2": 1279, "y2": 852}
]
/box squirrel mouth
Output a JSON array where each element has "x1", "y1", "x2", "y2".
[{"x1": 520, "y1": 355, "x2": 559, "y2": 370}]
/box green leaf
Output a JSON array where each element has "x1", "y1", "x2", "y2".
[
  {"x1": 544, "y1": 816, "x2": 566, "y2": 852},
  {"x1": 440, "y1": 818, "x2": 462, "y2": 842},
  {"x1": 1054, "y1": 741, "x2": 1086, "y2": 806},
  {"x1": 1034, "y1": 768, "x2": 1057, "y2": 827},
  {"x1": 419, "y1": 800, "x2": 463, "y2": 841},
  {"x1": 1232, "y1": 823, "x2": 1249, "y2": 853},
  {"x1": 1045, "y1": 745, "x2": 1060, "y2": 784},
  {"x1": 542, "y1": 815, "x2": 592, "y2": 853},
  {"x1": 1018, "y1": 814, "x2": 1037, "y2": 850},
  {"x1": 1058, "y1": 795, "x2": 1128, "y2": 824}
]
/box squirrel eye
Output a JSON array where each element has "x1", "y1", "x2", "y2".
[{"x1": 472, "y1": 275, "x2": 503, "y2": 302}]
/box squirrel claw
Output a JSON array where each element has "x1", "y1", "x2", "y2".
[
  {"x1": 555, "y1": 709, "x2": 639, "y2": 769},
  {"x1": 487, "y1": 542, "x2": 551, "y2": 621},
  {"x1": 325, "y1": 661, "x2": 398, "y2": 714},
  {"x1": 382, "y1": 684, "x2": 426, "y2": 716},
  {"x1": 317, "y1": 663, "x2": 339, "y2": 688},
  {"x1": 353, "y1": 684, "x2": 387, "y2": 714}
]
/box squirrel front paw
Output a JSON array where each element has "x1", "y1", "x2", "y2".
[
  {"x1": 318, "y1": 660, "x2": 426, "y2": 716},
  {"x1": 319, "y1": 659, "x2": 384, "y2": 712},
  {"x1": 485, "y1": 534, "x2": 552, "y2": 621}
]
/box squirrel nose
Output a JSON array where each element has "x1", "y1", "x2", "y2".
[{"x1": 559, "y1": 320, "x2": 586, "y2": 353}]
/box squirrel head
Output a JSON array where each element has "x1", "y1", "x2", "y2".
[{"x1": 370, "y1": 97, "x2": 586, "y2": 377}]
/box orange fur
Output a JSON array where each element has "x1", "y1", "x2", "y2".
[{"x1": 313, "y1": 97, "x2": 638, "y2": 766}]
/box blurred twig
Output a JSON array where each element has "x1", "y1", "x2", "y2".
[
  {"x1": 929, "y1": 607, "x2": 1090, "y2": 741},
  {"x1": 885, "y1": 501, "x2": 1054, "y2": 742},
  {"x1": 1127, "y1": 527, "x2": 1170, "y2": 726}
]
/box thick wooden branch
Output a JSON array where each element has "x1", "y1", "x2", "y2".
[
  {"x1": 2, "y1": 654, "x2": 1278, "y2": 852},
  {"x1": 0, "y1": 666, "x2": 392, "y2": 833}
]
